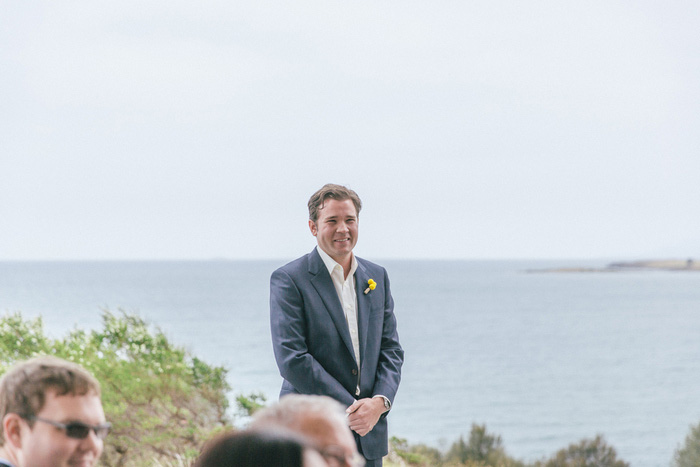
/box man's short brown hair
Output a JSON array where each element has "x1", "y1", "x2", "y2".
[
  {"x1": 0, "y1": 356, "x2": 101, "y2": 445},
  {"x1": 307, "y1": 184, "x2": 362, "y2": 223}
]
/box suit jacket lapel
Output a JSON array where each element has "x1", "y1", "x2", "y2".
[
  {"x1": 355, "y1": 259, "x2": 371, "y2": 364},
  {"x1": 308, "y1": 249, "x2": 356, "y2": 359}
]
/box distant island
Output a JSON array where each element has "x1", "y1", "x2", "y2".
[{"x1": 527, "y1": 258, "x2": 700, "y2": 273}]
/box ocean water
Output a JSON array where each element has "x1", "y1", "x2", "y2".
[{"x1": 1, "y1": 260, "x2": 699, "y2": 466}]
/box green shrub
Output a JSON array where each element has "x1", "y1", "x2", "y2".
[
  {"x1": 390, "y1": 425, "x2": 524, "y2": 467},
  {"x1": 673, "y1": 421, "x2": 700, "y2": 467},
  {"x1": 535, "y1": 435, "x2": 629, "y2": 467},
  {"x1": 444, "y1": 424, "x2": 524, "y2": 467},
  {"x1": 390, "y1": 436, "x2": 443, "y2": 466}
]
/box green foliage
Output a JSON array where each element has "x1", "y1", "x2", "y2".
[
  {"x1": 673, "y1": 421, "x2": 700, "y2": 467},
  {"x1": 447, "y1": 424, "x2": 500, "y2": 463},
  {"x1": 390, "y1": 425, "x2": 524, "y2": 467},
  {"x1": 0, "y1": 313, "x2": 52, "y2": 366},
  {"x1": 0, "y1": 310, "x2": 232, "y2": 466},
  {"x1": 445, "y1": 424, "x2": 524, "y2": 467},
  {"x1": 535, "y1": 435, "x2": 629, "y2": 467},
  {"x1": 235, "y1": 391, "x2": 267, "y2": 417},
  {"x1": 390, "y1": 436, "x2": 443, "y2": 466},
  {"x1": 389, "y1": 429, "x2": 633, "y2": 467}
]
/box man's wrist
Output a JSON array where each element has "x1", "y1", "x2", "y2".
[{"x1": 373, "y1": 395, "x2": 391, "y2": 412}]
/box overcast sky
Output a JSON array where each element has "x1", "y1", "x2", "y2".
[{"x1": 2, "y1": 2, "x2": 698, "y2": 260}]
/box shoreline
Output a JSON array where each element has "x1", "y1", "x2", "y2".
[{"x1": 526, "y1": 258, "x2": 700, "y2": 273}]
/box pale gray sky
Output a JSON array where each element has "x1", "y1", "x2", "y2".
[{"x1": 2, "y1": 1, "x2": 698, "y2": 260}]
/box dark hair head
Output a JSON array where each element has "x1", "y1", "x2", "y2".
[
  {"x1": 195, "y1": 430, "x2": 312, "y2": 467},
  {"x1": 308, "y1": 184, "x2": 362, "y2": 223}
]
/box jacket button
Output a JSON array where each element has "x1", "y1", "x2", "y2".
[{"x1": 351, "y1": 369, "x2": 358, "y2": 376}]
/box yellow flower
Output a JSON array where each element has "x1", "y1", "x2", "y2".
[{"x1": 364, "y1": 279, "x2": 377, "y2": 294}]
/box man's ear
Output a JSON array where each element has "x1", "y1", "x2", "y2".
[
  {"x1": 309, "y1": 220, "x2": 318, "y2": 236},
  {"x1": 2, "y1": 413, "x2": 24, "y2": 449}
]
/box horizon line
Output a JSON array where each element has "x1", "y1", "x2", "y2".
[{"x1": 1, "y1": 255, "x2": 693, "y2": 263}]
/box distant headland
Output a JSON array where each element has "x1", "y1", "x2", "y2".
[{"x1": 527, "y1": 258, "x2": 700, "y2": 273}]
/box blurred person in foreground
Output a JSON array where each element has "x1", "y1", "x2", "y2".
[
  {"x1": 270, "y1": 184, "x2": 403, "y2": 466},
  {"x1": 250, "y1": 394, "x2": 364, "y2": 467},
  {"x1": 0, "y1": 356, "x2": 110, "y2": 467},
  {"x1": 194, "y1": 428, "x2": 328, "y2": 467}
]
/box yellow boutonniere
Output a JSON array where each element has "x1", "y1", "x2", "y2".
[{"x1": 364, "y1": 279, "x2": 377, "y2": 295}]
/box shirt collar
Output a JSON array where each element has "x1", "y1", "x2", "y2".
[{"x1": 316, "y1": 246, "x2": 357, "y2": 279}]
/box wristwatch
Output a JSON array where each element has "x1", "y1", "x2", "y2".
[
  {"x1": 381, "y1": 396, "x2": 391, "y2": 411},
  {"x1": 373, "y1": 395, "x2": 391, "y2": 411}
]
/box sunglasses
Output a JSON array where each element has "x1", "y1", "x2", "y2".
[{"x1": 26, "y1": 416, "x2": 111, "y2": 440}]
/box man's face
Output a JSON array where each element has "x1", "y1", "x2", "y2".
[
  {"x1": 18, "y1": 390, "x2": 106, "y2": 467},
  {"x1": 309, "y1": 198, "x2": 358, "y2": 265}
]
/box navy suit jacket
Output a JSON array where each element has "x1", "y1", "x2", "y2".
[{"x1": 270, "y1": 248, "x2": 404, "y2": 459}]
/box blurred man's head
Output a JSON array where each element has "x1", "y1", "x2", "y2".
[
  {"x1": 0, "y1": 356, "x2": 109, "y2": 467},
  {"x1": 195, "y1": 428, "x2": 328, "y2": 467},
  {"x1": 250, "y1": 395, "x2": 363, "y2": 467}
]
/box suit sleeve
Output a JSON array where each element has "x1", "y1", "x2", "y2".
[
  {"x1": 270, "y1": 268, "x2": 356, "y2": 406},
  {"x1": 371, "y1": 267, "x2": 404, "y2": 405}
]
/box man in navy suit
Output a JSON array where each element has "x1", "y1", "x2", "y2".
[{"x1": 270, "y1": 184, "x2": 404, "y2": 466}]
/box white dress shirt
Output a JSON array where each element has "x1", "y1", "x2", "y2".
[
  {"x1": 317, "y1": 247, "x2": 392, "y2": 408},
  {"x1": 317, "y1": 246, "x2": 361, "y2": 367}
]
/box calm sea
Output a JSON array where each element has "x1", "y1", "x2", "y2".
[{"x1": 1, "y1": 260, "x2": 699, "y2": 466}]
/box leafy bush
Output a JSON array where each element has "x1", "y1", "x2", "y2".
[
  {"x1": 388, "y1": 429, "x2": 632, "y2": 467},
  {"x1": 390, "y1": 436, "x2": 443, "y2": 466},
  {"x1": 673, "y1": 421, "x2": 700, "y2": 467},
  {"x1": 389, "y1": 425, "x2": 524, "y2": 467},
  {"x1": 445, "y1": 424, "x2": 525, "y2": 467},
  {"x1": 535, "y1": 435, "x2": 629, "y2": 467},
  {"x1": 1, "y1": 310, "x2": 232, "y2": 466}
]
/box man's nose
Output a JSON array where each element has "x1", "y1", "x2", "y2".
[
  {"x1": 337, "y1": 221, "x2": 349, "y2": 232},
  {"x1": 79, "y1": 430, "x2": 103, "y2": 455}
]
